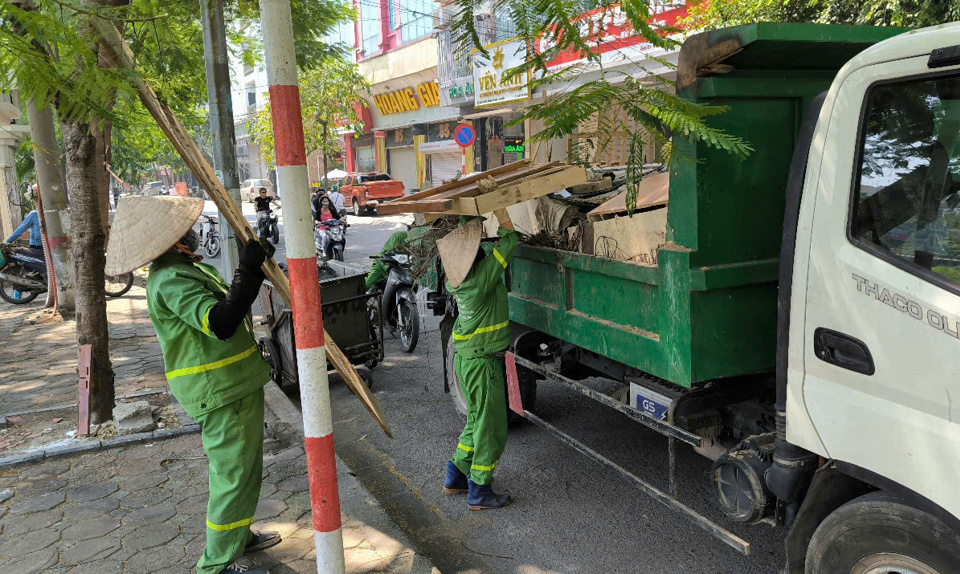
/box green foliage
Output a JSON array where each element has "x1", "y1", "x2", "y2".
[
  {"x1": 683, "y1": 0, "x2": 960, "y2": 29},
  {"x1": 15, "y1": 136, "x2": 36, "y2": 183},
  {"x1": 248, "y1": 57, "x2": 370, "y2": 167},
  {"x1": 454, "y1": 0, "x2": 753, "y2": 211}
]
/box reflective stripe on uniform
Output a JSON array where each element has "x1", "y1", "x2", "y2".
[
  {"x1": 471, "y1": 461, "x2": 497, "y2": 471},
  {"x1": 206, "y1": 516, "x2": 253, "y2": 532},
  {"x1": 457, "y1": 443, "x2": 474, "y2": 452},
  {"x1": 166, "y1": 345, "x2": 259, "y2": 379},
  {"x1": 452, "y1": 320, "x2": 509, "y2": 341},
  {"x1": 202, "y1": 308, "x2": 213, "y2": 337},
  {"x1": 493, "y1": 248, "x2": 507, "y2": 268}
]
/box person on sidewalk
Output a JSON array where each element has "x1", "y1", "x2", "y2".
[
  {"x1": 437, "y1": 212, "x2": 517, "y2": 510},
  {"x1": 105, "y1": 196, "x2": 281, "y2": 574}
]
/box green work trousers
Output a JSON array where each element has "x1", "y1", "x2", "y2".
[
  {"x1": 451, "y1": 353, "x2": 508, "y2": 485},
  {"x1": 194, "y1": 388, "x2": 265, "y2": 574}
]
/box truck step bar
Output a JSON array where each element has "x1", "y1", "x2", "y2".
[{"x1": 506, "y1": 353, "x2": 751, "y2": 556}]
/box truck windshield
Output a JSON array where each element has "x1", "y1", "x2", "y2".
[{"x1": 852, "y1": 74, "x2": 960, "y2": 286}]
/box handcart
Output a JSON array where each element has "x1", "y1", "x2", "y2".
[{"x1": 257, "y1": 261, "x2": 383, "y2": 387}]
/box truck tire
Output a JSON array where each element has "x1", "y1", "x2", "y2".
[
  {"x1": 805, "y1": 491, "x2": 960, "y2": 574},
  {"x1": 444, "y1": 333, "x2": 536, "y2": 425}
]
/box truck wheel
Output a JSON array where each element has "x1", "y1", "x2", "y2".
[
  {"x1": 805, "y1": 491, "x2": 960, "y2": 574},
  {"x1": 444, "y1": 334, "x2": 536, "y2": 425}
]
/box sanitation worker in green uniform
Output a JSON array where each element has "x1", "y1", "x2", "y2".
[
  {"x1": 105, "y1": 196, "x2": 280, "y2": 574},
  {"x1": 437, "y1": 211, "x2": 516, "y2": 509},
  {"x1": 365, "y1": 230, "x2": 409, "y2": 290}
]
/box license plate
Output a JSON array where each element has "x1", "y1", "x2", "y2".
[{"x1": 630, "y1": 383, "x2": 672, "y2": 421}]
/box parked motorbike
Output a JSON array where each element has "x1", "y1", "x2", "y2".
[
  {"x1": 257, "y1": 209, "x2": 280, "y2": 245},
  {"x1": 369, "y1": 252, "x2": 419, "y2": 353},
  {"x1": 199, "y1": 214, "x2": 221, "y2": 258},
  {"x1": 0, "y1": 243, "x2": 133, "y2": 304},
  {"x1": 0, "y1": 244, "x2": 46, "y2": 304},
  {"x1": 315, "y1": 219, "x2": 346, "y2": 275}
]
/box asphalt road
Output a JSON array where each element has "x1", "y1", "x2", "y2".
[{"x1": 269, "y1": 213, "x2": 787, "y2": 574}]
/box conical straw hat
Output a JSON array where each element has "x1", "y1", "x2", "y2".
[
  {"x1": 105, "y1": 196, "x2": 204, "y2": 275},
  {"x1": 437, "y1": 218, "x2": 482, "y2": 289}
]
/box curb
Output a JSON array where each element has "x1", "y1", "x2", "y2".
[{"x1": 0, "y1": 424, "x2": 201, "y2": 470}]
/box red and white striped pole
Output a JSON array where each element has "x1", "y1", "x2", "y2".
[{"x1": 258, "y1": 0, "x2": 345, "y2": 571}]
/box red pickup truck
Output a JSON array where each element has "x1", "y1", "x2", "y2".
[{"x1": 340, "y1": 172, "x2": 404, "y2": 216}]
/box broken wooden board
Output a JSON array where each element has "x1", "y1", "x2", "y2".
[
  {"x1": 379, "y1": 163, "x2": 588, "y2": 216},
  {"x1": 582, "y1": 207, "x2": 668, "y2": 266},
  {"x1": 587, "y1": 172, "x2": 669, "y2": 221}
]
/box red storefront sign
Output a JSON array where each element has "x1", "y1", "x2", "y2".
[{"x1": 535, "y1": 2, "x2": 688, "y2": 71}]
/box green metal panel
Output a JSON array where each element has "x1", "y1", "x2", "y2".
[{"x1": 505, "y1": 24, "x2": 908, "y2": 387}]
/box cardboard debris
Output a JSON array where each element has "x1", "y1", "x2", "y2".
[
  {"x1": 582, "y1": 208, "x2": 668, "y2": 266},
  {"x1": 587, "y1": 172, "x2": 669, "y2": 221}
]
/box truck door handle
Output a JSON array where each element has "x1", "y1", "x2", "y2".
[{"x1": 814, "y1": 328, "x2": 875, "y2": 375}]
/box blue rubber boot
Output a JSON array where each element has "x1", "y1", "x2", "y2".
[
  {"x1": 443, "y1": 461, "x2": 468, "y2": 494},
  {"x1": 467, "y1": 479, "x2": 511, "y2": 510}
]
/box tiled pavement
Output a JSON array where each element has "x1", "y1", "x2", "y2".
[{"x1": 0, "y1": 279, "x2": 437, "y2": 573}]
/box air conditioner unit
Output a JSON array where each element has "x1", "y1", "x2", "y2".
[{"x1": 433, "y1": 6, "x2": 454, "y2": 30}]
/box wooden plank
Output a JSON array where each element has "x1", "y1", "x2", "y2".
[
  {"x1": 378, "y1": 199, "x2": 454, "y2": 214},
  {"x1": 390, "y1": 160, "x2": 532, "y2": 203},
  {"x1": 95, "y1": 19, "x2": 393, "y2": 439},
  {"x1": 378, "y1": 162, "x2": 563, "y2": 214},
  {"x1": 473, "y1": 166, "x2": 589, "y2": 215}
]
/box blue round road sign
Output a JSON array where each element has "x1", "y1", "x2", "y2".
[{"x1": 453, "y1": 123, "x2": 475, "y2": 149}]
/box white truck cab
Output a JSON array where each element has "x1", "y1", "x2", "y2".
[{"x1": 783, "y1": 22, "x2": 960, "y2": 573}]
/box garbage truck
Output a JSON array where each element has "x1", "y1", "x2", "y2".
[{"x1": 429, "y1": 22, "x2": 960, "y2": 573}]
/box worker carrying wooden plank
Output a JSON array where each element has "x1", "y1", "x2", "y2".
[
  {"x1": 438, "y1": 209, "x2": 517, "y2": 510},
  {"x1": 105, "y1": 196, "x2": 282, "y2": 573}
]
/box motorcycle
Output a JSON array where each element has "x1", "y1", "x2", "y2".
[
  {"x1": 0, "y1": 244, "x2": 46, "y2": 304},
  {"x1": 0, "y1": 243, "x2": 133, "y2": 304},
  {"x1": 315, "y1": 219, "x2": 346, "y2": 275},
  {"x1": 199, "y1": 214, "x2": 221, "y2": 258},
  {"x1": 369, "y1": 252, "x2": 419, "y2": 353},
  {"x1": 257, "y1": 209, "x2": 280, "y2": 245}
]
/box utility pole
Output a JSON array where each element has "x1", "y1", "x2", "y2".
[
  {"x1": 200, "y1": 0, "x2": 242, "y2": 275},
  {"x1": 260, "y1": 0, "x2": 345, "y2": 571}
]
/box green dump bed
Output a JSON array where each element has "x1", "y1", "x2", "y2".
[{"x1": 508, "y1": 23, "x2": 904, "y2": 388}]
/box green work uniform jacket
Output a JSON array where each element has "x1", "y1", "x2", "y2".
[
  {"x1": 147, "y1": 253, "x2": 271, "y2": 418},
  {"x1": 365, "y1": 230, "x2": 409, "y2": 289},
  {"x1": 447, "y1": 227, "x2": 518, "y2": 357}
]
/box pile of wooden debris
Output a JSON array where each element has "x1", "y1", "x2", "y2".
[{"x1": 380, "y1": 160, "x2": 670, "y2": 267}]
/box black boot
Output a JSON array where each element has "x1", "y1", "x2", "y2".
[
  {"x1": 467, "y1": 479, "x2": 511, "y2": 510},
  {"x1": 443, "y1": 461, "x2": 468, "y2": 493}
]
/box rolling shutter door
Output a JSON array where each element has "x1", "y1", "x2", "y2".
[
  {"x1": 388, "y1": 147, "x2": 417, "y2": 193},
  {"x1": 430, "y1": 151, "x2": 461, "y2": 187}
]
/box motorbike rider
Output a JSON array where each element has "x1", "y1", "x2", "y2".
[
  {"x1": 365, "y1": 230, "x2": 408, "y2": 291},
  {"x1": 316, "y1": 195, "x2": 340, "y2": 223},
  {"x1": 254, "y1": 188, "x2": 279, "y2": 231},
  {"x1": 105, "y1": 196, "x2": 281, "y2": 574},
  {"x1": 5, "y1": 186, "x2": 44, "y2": 260},
  {"x1": 327, "y1": 185, "x2": 346, "y2": 217}
]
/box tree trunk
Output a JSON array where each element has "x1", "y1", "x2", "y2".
[
  {"x1": 27, "y1": 100, "x2": 76, "y2": 315},
  {"x1": 92, "y1": 123, "x2": 111, "y2": 236},
  {"x1": 62, "y1": 120, "x2": 115, "y2": 424}
]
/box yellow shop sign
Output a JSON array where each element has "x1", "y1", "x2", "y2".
[{"x1": 373, "y1": 82, "x2": 440, "y2": 115}]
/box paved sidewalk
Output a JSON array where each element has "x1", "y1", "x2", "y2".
[
  {"x1": 0, "y1": 279, "x2": 438, "y2": 573},
  {"x1": 0, "y1": 399, "x2": 438, "y2": 572}
]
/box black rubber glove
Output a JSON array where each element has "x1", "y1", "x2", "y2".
[{"x1": 207, "y1": 238, "x2": 275, "y2": 341}]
